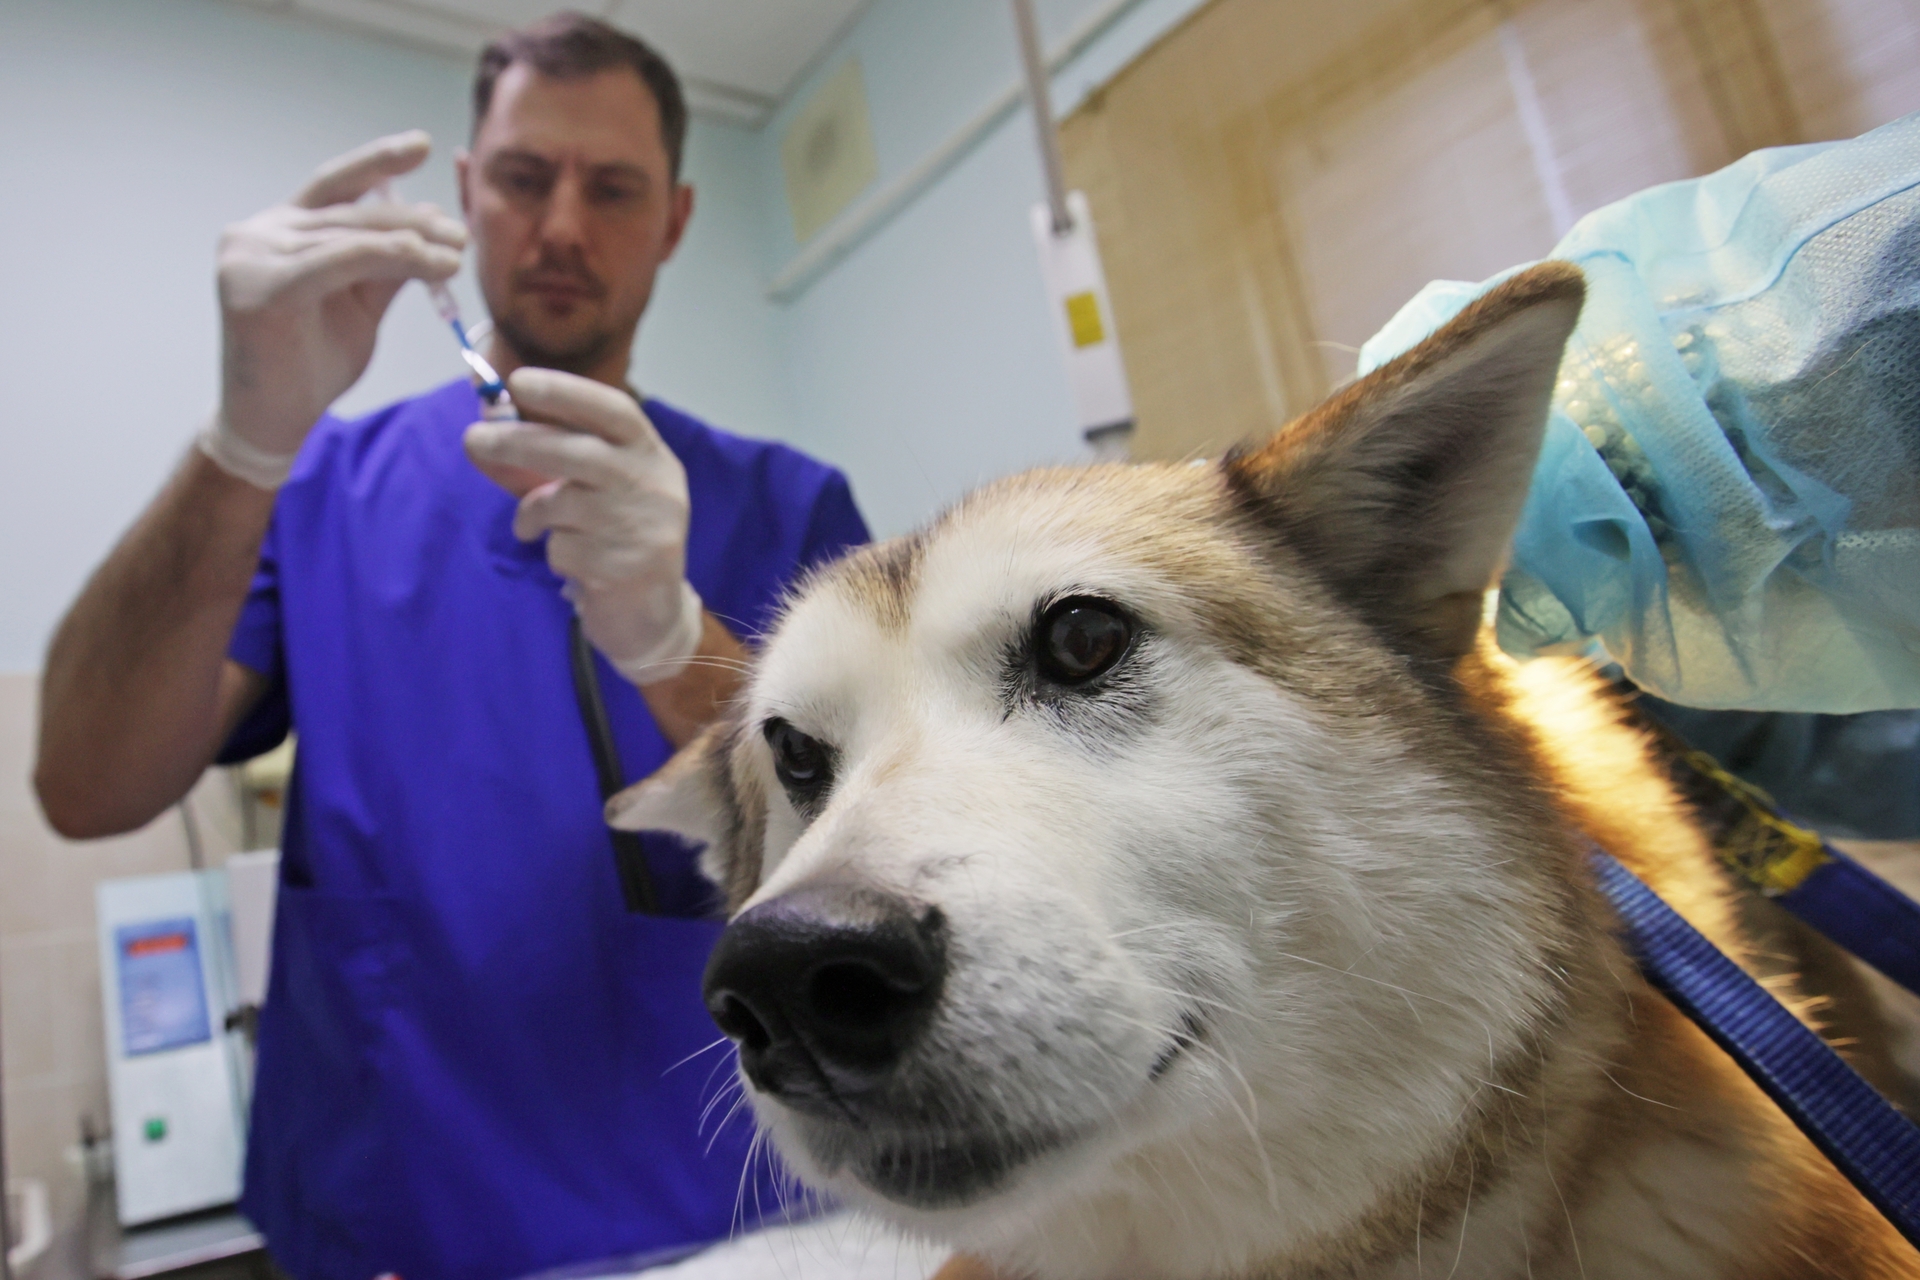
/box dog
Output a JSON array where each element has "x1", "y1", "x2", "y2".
[{"x1": 609, "y1": 262, "x2": 1917, "y2": 1278}]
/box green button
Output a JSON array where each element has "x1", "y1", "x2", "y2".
[{"x1": 143, "y1": 1117, "x2": 167, "y2": 1143}]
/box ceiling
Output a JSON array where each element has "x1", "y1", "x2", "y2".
[{"x1": 226, "y1": 0, "x2": 875, "y2": 126}]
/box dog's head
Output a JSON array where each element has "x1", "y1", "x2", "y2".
[{"x1": 613, "y1": 265, "x2": 1588, "y2": 1276}]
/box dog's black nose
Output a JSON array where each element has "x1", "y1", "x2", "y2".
[{"x1": 703, "y1": 885, "x2": 946, "y2": 1109}]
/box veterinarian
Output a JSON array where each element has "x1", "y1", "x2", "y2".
[{"x1": 34, "y1": 14, "x2": 866, "y2": 1280}]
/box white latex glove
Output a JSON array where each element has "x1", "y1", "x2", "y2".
[
  {"x1": 204, "y1": 130, "x2": 466, "y2": 489},
  {"x1": 463, "y1": 369, "x2": 705, "y2": 685}
]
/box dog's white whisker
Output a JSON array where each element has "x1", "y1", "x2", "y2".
[
  {"x1": 702, "y1": 1087, "x2": 751, "y2": 1152},
  {"x1": 1599, "y1": 1068, "x2": 1681, "y2": 1111},
  {"x1": 1124, "y1": 979, "x2": 1247, "y2": 1021},
  {"x1": 1445, "y1": 1146, "x2": 1476, "y2": 1280},
  {"x1": 663, "y1": 1034, "x2": 733, "y2": 1077},
  {"x1": 1266, "y1": 948, "x2": 1466, "y2": 1015},
  {"x1": 1196, "y1": 1038, "x2": 1283, "y2": 1213},
  {"x1": 696, "y1": 1059, "x2": 744, "y2": 1137},
  {"x1": 696, "y1": 1081, "x2": 734, "y2": 1135},
  {"x1": 1415, "y1": 1172, "x2": 1426, "y2": 1277},
  {"x1": 730, "y1": 1125, "x2": 766, "y2": 1242},
  {"x1": 1105, "y1": 920, "x2": 1197, "y2": 941},
  {"x1": 697, "y1": 1059, "x2": 743, "y2": 1121}
]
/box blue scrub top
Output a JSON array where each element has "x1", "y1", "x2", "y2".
[{"x1": 221, "y1": 379, "x2": 868, "y2": 1280}]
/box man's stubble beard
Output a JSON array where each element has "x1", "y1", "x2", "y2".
[{"x1": 492, "y1": 310, "x2": 627, "y2": 379}]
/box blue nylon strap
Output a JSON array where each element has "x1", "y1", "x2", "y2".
[
  {"x1": 1590, "y1": 849, "x2": 1920, "y2": 1249},
  {"x1": 1779, "y1": 847, "x2": 1920, "y2": 999}
]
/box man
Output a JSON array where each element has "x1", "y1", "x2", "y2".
[{"x1": 35, "y1": 15, "x2": 866, "y2": 1280}]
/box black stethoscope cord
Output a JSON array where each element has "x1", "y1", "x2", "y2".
[{"x1": 568, "y1": 613, "x2": 661, "y2": 914}]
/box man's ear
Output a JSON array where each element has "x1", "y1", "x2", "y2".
[
  {"x1": 661, "y1": 181, "x2": 694, "y2": 263},
  {"x1": 453, "y1": 147, "x2": 473, "y2": 221},
  {"x1": 607, "y1": 719, "x2": 767, "y2": 911},
  {"x1": 1222, "y1": 261, "x2": 1584, "y2": 663}
]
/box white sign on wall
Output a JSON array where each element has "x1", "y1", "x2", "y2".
[{"x1": 1030, "y1": 190, "x2": 1135, "y2": 456}]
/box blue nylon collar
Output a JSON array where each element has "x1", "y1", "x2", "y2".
[
  {"x1": 1590, "y1": 848, "x2": 1920, "y2": 1249},
  {"x1": 1776, "y1": 847, "x2": 1920, "y2": 999}
]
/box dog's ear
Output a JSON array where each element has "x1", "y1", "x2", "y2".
[
  {"x1": 607, "y1": 718, "x2": 768, "y2": 911},
  {"x1": 1223, "y1": 261, "x2": 1584, "y2": 664}
]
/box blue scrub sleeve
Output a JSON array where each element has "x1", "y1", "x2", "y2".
[
  {"x1": 217, "y1": 526, "x2": 291, "y2": 764},
  {"x1": 799, "y1": 470, "x2": 870, "y2": 572}
]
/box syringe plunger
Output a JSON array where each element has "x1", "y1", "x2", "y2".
[{"x1": 427, "y1": 281, "x2": 461, "y2": 327}]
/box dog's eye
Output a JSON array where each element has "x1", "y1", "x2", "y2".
[
  {"x1": 1037, "y1": 597, "x2": 1133, "y2": 685},
  {"x1": 764, "y1": 718, "x2": 833, "y2": 800}
]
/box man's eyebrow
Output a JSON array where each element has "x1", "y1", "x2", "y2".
[
  {"x1": 485, "y1": 148, "x2": 556, "y2": 169},
  {"x1": 588, "y1": 162, "x2": 651, "y2": 184},
  {"x1": 483, "y1": 151, "x2": 651, "y2": 184}
]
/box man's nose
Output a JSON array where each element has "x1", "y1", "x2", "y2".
[
  {"x1": 537, "y1": 170, "x2": 590, "y2": 251},
  {"x1": 702, "y1": 885, "x2": 947, "y2": 1113}
]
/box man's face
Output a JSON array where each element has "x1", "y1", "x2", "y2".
[{"x1": 458, "y1": 62, "x2": 692, "y2": 377}]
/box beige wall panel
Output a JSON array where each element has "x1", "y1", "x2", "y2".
[
  {"x1": 1667, "y1": 0, "x2": 1805, "y2": 152},
  {"x1": 1066, "y1": 56, "x2": 1320, "y2": 459},
  {"x1": 1521, "y1": 0, "x2": 1736, "y2": 216},
  {"x1": 1275, "y1": 14, "x2": 1559, "y2": 389},
  {"x1": 1062, "y1": 0, "x2": 1920, "y2": 464},
  {"x1": 1091, "y1": 0, "x2": 1457, "y2": 126},
  {"x1": 1063, "y1": 0, "x2": 1489, "y2": 459},
  {"x1": 1756, "y1": 0, "x2": 1920, "y2": 140}
]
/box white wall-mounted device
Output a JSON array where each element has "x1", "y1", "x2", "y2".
[
  {"x1": 1030, "y1": 190, "x2": 1134, "y2": 451},
  {"x1": 97, "y1": 871, "x2": 251, "y2": 1226}
]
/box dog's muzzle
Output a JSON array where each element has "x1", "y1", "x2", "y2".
[{"x1": 703, "y1": 885, "x2": 947, "y2": 1117}]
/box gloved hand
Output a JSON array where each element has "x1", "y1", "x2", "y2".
[
  {"x1": 463, "y1": 369, "x2": 706, "y2": 685},
  {"x1": 204, "y1": 130, "x2": 467, "y2": 489}
]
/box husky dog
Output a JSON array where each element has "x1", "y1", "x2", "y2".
[{"x1": 611, "y1": 264, "x2": 1916, "y2": 1279}]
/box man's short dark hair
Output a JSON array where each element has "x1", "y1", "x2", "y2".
[{"x1": 474, "y1": 11, "x2": 688, "y2": 180}]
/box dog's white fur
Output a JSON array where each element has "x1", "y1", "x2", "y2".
[{"x1": 612, "y1": 265, "x2": 1914, "y2": 1279}]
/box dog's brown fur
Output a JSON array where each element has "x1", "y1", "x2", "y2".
[
  {"x1": 904, "y1": 641, "x2": 1918, "y2": 1280},
  {"x1": 1476, "y1": 652, "x2": 1912, "y2": 1279},
  {"x1": 618, "y1": 263, "x2": 1918, "y2": 1278}
]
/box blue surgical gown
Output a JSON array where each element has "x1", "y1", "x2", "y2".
[{"x1": 219, "y1": 379, "x2": 869, "y2": 1280}]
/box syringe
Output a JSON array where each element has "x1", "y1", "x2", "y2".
[
  {"x1": 374, "y1": 181, "x2": 512, "y2": 415},
  {"x1": 424, "y1": 279, "x2": 511, "y2": 410}
]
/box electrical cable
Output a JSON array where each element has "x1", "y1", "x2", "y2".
[
  {"x1": 178, "y1": 797, "x2": 205, "y2": 871},
  {"x1": 0, "y1": 949, "x2": 13, "y2": 1280}
]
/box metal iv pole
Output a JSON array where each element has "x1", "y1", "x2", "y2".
[
  {"x1": 1011, "y1": 0, "x2": 1073, "y2": 235},
  {"x1": 1008, "y1": 0, "x2": 1137, "y2": 454}
]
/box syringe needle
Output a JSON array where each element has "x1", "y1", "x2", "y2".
[
  {"x1": 371, "y1": 179, "x2": 508, "y2": 410},
  {"x1": 427, "y1": 280, "x2": 461, "y2": 327}
]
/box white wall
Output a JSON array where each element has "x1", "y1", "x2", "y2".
[
  {"x1": 756, "y1": 0, "x2": 1209, "y2": 538},
  {"x1": 0, "y1": 0, "x2": 459, "y2": 673},
  {"x1": 635, "y1": 116, "x2": 794, "y2": 441},
  {"x1": 0, "y1": 0, "x2": 1221, "y2": 666},
  {"x1": 0, "y1": 0, "x2": 792, "y2": 674}
]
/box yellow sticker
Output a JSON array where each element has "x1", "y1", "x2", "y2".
[
  {"x1": 1065, "y1": 291, "x2": 1106, "y2": 348},
  {"x1": 1685, "y1": 750, "x2": 1832, "y2": 895}
]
